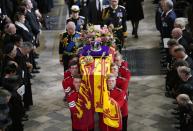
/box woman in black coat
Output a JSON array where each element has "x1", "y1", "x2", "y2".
[
  {"x1": 2, "y1": 74, "x2": 25, "y2": 131},
  {"x1": 125, "y1": 0, "x2": 144, "y2": 38},
  {"x1": 14, "y1": 13, "x2": 34, "y2": 43}
]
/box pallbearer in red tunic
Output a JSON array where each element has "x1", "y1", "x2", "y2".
[
  {"x1": 115, "y1": 51, "x2": 128, "y2": 68},
  {"x1": 114, "y1": 52, "x2": 131, "y2": 86},
  {"x1": 110, "y1": 64, "x2": 129, "y2": 131},
  {"x1": 62, "y1": 61, "x2": 79, "y2": 95},
  {"x1": 99, "y1": 74, "x2": 125, "y2": 131},
  {"x1": 110, "y1": 63, "x2": 128, "y2": 94},
  {"x1": 64, "y1": 57, "x2": 79, "y2": 78},
  {"x1": 66, "y1": 74, "x2": 94, "y2": 131}
]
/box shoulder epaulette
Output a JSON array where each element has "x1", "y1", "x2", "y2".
[
  {"x1": 59, "y1": 32, "x2": 67, "y2": 40},
  {"x1": 119, "y1": 5, "x2": 125, "y2": 9},
  {"x1": 79, "y1": 16, "x2": 85, "y2": 19}
]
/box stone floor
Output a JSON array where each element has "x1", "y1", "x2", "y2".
[{"x1": 23, "y1": 0, "x2": 178, "y2": 131}]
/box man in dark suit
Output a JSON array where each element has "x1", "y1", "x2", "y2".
[
  {"x1": 79, "y1": 0, "x2": 90, "y2": 18},
  {"x1": 15, "y1": 41, "x2": 33, "y2": 110},
  {"x1": 171, "y1": 45, "x2": 193, "y2": 70},
  {"x1": 174, "y1": 18, "x2": 193, "y2": 45},
  {"x1": 171, "y1": 28, "x2": 189, "y2": 54},
  {"x1": 24, "y1": 0, "x2": 40, "y2": 38},
  {"x1": 88, "y1": 0, "x2": 103, "y2": 25},
  {"x1": 14, "y1": 13, "x2": 34, "y2": 43},
  {"x1": 160, "y1": 0, "x2": 176, "y2": 38}
]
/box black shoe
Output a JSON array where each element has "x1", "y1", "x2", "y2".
[
  {"x1": 134, "y1": 33, "x2": 138, "y2": 39},
  {"x1": 174, "y1": 116, "x2": 180, "y2": 120},
  {"x1": 132, "y1": 30, "x2": 134, "y2": 35},
  {"x1": 174, "y1": 125, "x2": 180, "y2": 129},
  {"x1": 34, "y1": 66, "x2": 41, "y2": 70},
  {"x1": 34, "y1": 53, "x2": 39, "y2": 58},
  {"x1": 31, "y1": 69, "x2": 40, "y2": 74},
  {"x1": 171, "y1": 111, "x2": 180, "y2": 115},
  {"x1": 22, "y1": 117, "x2": 29, "y2": 121},
  {"x1": 34, "y1": 52, "x2": 39, "y2": 56},
  {"x1": 29, "y1": 74, "x2": 36, "y2": 79},
  {"x1": 24, "y1": 106, "x2": 30, "y2": 112},
  {"x1": 23, "y1": 114, "x2": 28, "y2": 119},
  {"x1": 173, "y1": 107, "x2": 179, "y2": 111},
  {"x1": 63, "y1": 96, "x2": 66, "y2": 102},
  {"x1": 34, "y1": 55, "x2": 39, "y2": 59}
]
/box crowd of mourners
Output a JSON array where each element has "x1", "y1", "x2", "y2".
[
  {"x1": 154, "y1": 0, "x2": 193, "y2": 130},
  {"x1": 0, "y1": 0, "x2": 53, "y2": 131}
]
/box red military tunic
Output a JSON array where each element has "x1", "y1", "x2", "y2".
[
  {"x1": 99, "y1": 87, "x2": 125, "y2": 131},
  {"x1": 121, "y1": 95, "x2": 128, "y2": 117},
  {"x1": 116, "y1": 76, "x2": 128, "y2": 94},
  {"x1": 62, "y1": 76, "x2": 74, "y2": 95},
  {"x1": 121, "y1": 60, "x2": 128, "y2": 68},
  {"x1": 111, "y1": 87, "x2": 128, "y2": 130},
  {"x1": 67, "y1": 90, "x2": 94, "y2": 130},
  {"x1": 118, "y1": 66, "x2": 131, "y2": 81},
  {"x1": 64, "y1": 69, "x2": 71, "y2": 79}
]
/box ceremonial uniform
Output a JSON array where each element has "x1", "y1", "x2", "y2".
[
  {"x1": 64, "y1": 69, "x2": 71, "y2": 79},
  {"x1": 121, "y1": 60, "x2": 128, "y2": 68},
  {"x1": 111, "y1": 88, "x2": 128, "y2": 131},
  {"x1": 59, "y1": 32, "x2": 80, "y2": 71},
  {"x1": 119, "y1": 66, "x2": 131, "y2": 82},
  {"x1": 67, "y1": 90, "x2": 94, "y2": 131},
  {"x1": 102, "y1": 5, "x2": 127, "y2": 52},
  {"x1": 62, "y1": 76, "x2": 74, "y2": 95},
  {"x1": 160, "y1": 10, "x2": 176, "y2": 38},
  {"x1": 67, "y1": 16, "x2": 87, "y2": 32},
  {"x1": 116, "y1": 76, "x2": 128, "y2": 94}
]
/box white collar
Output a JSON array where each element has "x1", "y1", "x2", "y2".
[
  {"x1": 162, "y1": 9, "x2": 172, "y2": 17},
  {"x1": 177, "y1": 36, "x2": 182, "y2": 42},
  {"x1": 166, "y1": 9, "x2": 173, "y2": 16},
  {"x1": 27, "y1": 9, "x2": 31, "y2": 12},
  {"x1": 183, "y1": 54, "x2": 188, "y2": 60},
  {"x1": 15, "y1": 21, "x2": 29, "y2": 32}
]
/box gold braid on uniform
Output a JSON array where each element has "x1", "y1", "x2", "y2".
[{"x1": 102, "y1": 9, "x2": 110, "y2": 20}]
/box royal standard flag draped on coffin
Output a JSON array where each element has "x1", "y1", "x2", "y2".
[{"x1": 77, "y1": 55, "x2": 121, "y2": 128}]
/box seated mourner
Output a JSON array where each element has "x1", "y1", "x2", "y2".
[
  {"x1": 2, "y1": 63, "x2": 25, "y2": 131},
  {"x1": 176, "y1": 94, "x2": 193, "y2": 131}
]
